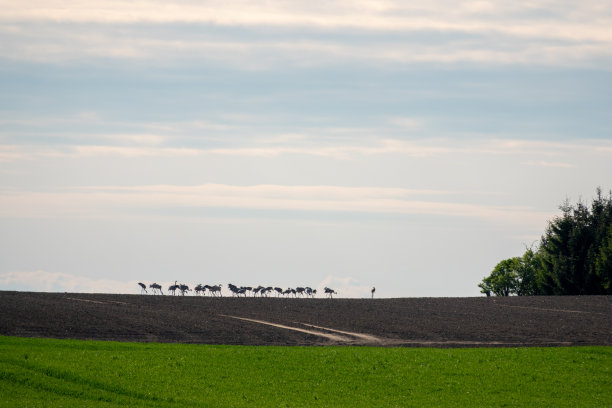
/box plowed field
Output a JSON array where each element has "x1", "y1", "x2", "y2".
[{"x1": 1, "y1": 291, "x2": 610, "y2": 347}]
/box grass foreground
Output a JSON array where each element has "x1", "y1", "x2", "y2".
[{"x1": 0, "y1": 336, "x2": 610, "y2": 407}]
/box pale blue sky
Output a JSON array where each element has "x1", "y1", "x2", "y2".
[{"x1": 1, "y1": 1, "x2": 611, "y2": 296}]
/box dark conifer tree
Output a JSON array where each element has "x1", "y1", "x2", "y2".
[{"x1": 479, "y1": 187, "x2": 612, "y2": 295}]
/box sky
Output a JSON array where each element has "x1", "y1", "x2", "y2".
[{"x1": 1, "y1": 1, "x2": 611, "y2": 297}]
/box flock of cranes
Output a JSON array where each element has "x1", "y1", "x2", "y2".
[{"x1": 137, "y1": 282, "x2": 341, "y2": 298}]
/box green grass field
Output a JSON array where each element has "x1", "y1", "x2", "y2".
[{"x1": 0, "y1": 336, "x2": 610, "y2": 407}]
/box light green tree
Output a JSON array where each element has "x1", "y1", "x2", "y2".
[{"x1": 479, "y1": 258, "x2": 520, "y2": 296}]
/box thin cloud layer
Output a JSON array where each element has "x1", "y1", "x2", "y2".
[
  {"x1": 3, "y1": 1, "x2": 610, "y2": 38},
  {"x1": 1, "y1": 1, "x2": 611, "y2": 66},
  {"x1": 0, "y1": 270, "x2": 139, "y2": 293},
  {"x1": 2, "y1": 137, "x2": 611, "y2": 161},
  {"x1": 318, "y1": 275, "x2": 373, "y2": 299},
  {"x1": 0, "y1": 270, "x2": 373, "y2": 298},
  {"x1": 0, "y1": 183, "x2": 554, "y2": 228}
]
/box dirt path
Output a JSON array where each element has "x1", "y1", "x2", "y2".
[
  {"x1": 220, "y1": 315, "x2": 351, "y2": 342},
  {"x1": 223, "y1": 316, "x2": 569, "y2": 347},
  {"x1": 65, "y1": 297, "x2": 107, "y2": 304},
  {"x1": 493, "y1": 303, "x2": 604, "y2": 314},
  {"x1": 66, "y1": 297, "x2": 131, "y2": 306},
  {"x1": 296, "y1": 322, "x2": 386, "y2": 345},
  {"x1": 222, "y1": 315, "x2": 398, "y2": 345}
]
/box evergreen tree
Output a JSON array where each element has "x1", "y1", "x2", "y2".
[{"x1": 479, "y1": 188, "x2": 612, "y2": 296}]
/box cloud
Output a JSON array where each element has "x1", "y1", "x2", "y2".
[
  {"x1": 2, "y1": 26, "x2": 610, "y2": 68},
  {"x1": 71, "y1": 145, "x2": 201, "y2": 158},
  {"x1": 1, "y1": 1, "x2": 610, "y2": 42},
  {"x1": 0, "y1": 183, "x2": 555, "y2": 228},
  {"x1": 1, "y1": 140, "x2": 450, "y2": 162},
  {"x1": 1, "y1": 2, "x2": 610, "y2": 66},
  {"x1": 2, "y1": 137, "x2": 611, "y2": 161},
  {"x1": 0, "y1": 270, "x2": 371, "y2": 298},
  {"x1": 318, "y1": 275, "x2": 373, "y2": 299},
  {"x1": 0, "y1": 270, "x2": 141, "y2": 293},
  {"x1": 0, "y1": 145, "x2": 30, "y2": 161},
  {"x1": 204, "y1": 140, "x2": 454, "y2": 159},
  {"x1": 526, "y1": 160, "x2": 575, "y2": 168},
  {"x1": 104, "y1": 133, "x2": 167, "y2": 146},
  {"x1": 387, "y1": 117, "x2": 423, "y2": 130}
]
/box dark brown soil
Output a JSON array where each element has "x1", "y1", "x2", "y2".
[{"x1": 1, "y1": 291, "x2": 610, "y2": 347}]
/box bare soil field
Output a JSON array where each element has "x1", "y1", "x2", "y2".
[{"x1": 1, "y1": 291, "x2": 610, "y2": 347}]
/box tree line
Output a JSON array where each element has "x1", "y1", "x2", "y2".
[{"x1": 479, "y1": 187, "x2": 612, "y2": 296}]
